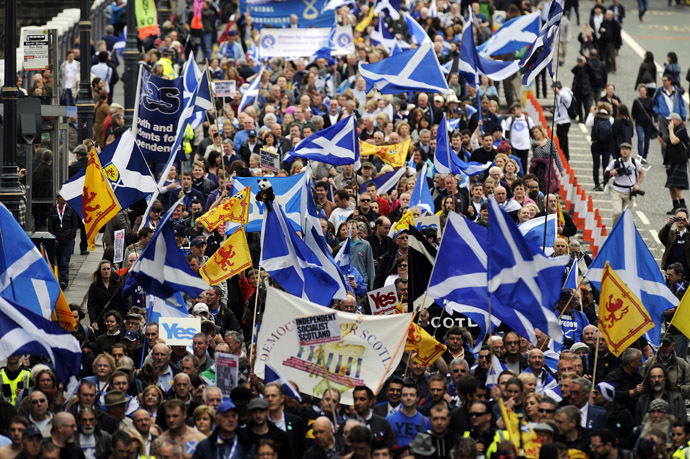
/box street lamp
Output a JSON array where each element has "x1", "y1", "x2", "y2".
[
  {"x1": 0, "y1": 0, "x2": 24, "y2": 220},
  {"x1": 123, "y1": 0, "x2": 139, "y2": 128},
  {"x1": 76, "y1": 0, "x2": 94, "y2": 143}
]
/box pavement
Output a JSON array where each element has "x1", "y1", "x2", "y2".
[{"x1": 63, "y1": 235, "x2": 105, "y2": 314}]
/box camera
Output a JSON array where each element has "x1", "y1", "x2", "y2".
[
  {"x1": 675, "y1": 216, "x2": 682, "y2": 222},
  {"x1": 632, "y1": 189, "x2": 645, "y2": 196}
]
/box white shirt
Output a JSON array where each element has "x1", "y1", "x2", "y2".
[
  {"x1": 579, "y1": 402, "x2": 590, "y2": 428},
  {"x1": 605, "y1": 157, "x2": 641, "y2": 193},
  {"x1": 64, "y1": 61, "x2": 78, "y2": 88},
  {"x1": 502, "y1": 115, "x2": 535, "y2": 150},
  {"x1": 80, "y1": 433, "x2": 97, "y2": 459}
]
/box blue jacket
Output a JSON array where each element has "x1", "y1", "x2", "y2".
[
  {"x1": 653, "y1": 86, "x2": 687, "y2": 121},
  {"x1": 350, "y1": 239, "x2": 375, "y2": 289}
]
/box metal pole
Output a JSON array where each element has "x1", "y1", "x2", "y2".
[
  {"x1": 123, "y1": 0, "x2": 140, "y2": 128},
  {"x1": 0, "y1": 0, "x2": 24, "y2": 220},
  {"x1": 76, "y1": 0, "x2": 94, "y2": 143}
]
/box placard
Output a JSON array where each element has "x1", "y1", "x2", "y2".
[
  {"x1": 215, "y1": 352, "x2": 239, "y2": 397},
  {"x1": 212, "y1": 80, "x2": 237, "y2": 97},
  {"x1": 294, "y1": 313, "x2": 341, "y2": 346},
  {"x1": 414, "y1": 215, "x2": 442, "y2": 237},
  {"x1": 259, "y1": 26, "x2": 354, "y2": 58},
  {"x1": 113, "y1": 229, "x2": 125, "y2": 264},
  {"x1": 22, "y1": 29, "x2": 50, "y2": 71},
  {"x1": 159, "y1": 317, "x2": 201, "y2": 346},
  {"x1": 260, "y1": 148, "x2": 281, "y2": 172},
  {"x1": 367, "y1": 284, "x2": 399, "y2": 315}
]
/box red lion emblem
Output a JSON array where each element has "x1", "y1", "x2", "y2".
[{"x1": 603, "y1": 294, "x2": 628, "y2": 325}]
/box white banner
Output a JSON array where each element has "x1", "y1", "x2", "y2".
[
  {"x1": 212, "y1": 80, "x2": 237, "y2": 97},
  {"x1": 259, "y1": 26, "x2": 355, "y2": 58},
  {"x1": 255, "y1": 287, "x2": 412, "y2": 404}
]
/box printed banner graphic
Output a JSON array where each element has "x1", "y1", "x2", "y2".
[
  {"x1": 259, "y1": 26, "x2": 354, "y2": 58},
  {"x1": 240, "y1": 0, "x2": 335, "y2": 28}
]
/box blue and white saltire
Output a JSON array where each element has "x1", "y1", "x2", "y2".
[
  {"x1": 563, "y1": 260, "x2": 578, "y2": 289},
  {"x1": 230, "y1": 172, "x2": 308, "y2": 233},
  {"x1": 359, "y1": 43, "x2": 450, "y2": 95},
  {"x1": 260, "y1": 201, "x2": 342, "y2": 307},
  {"x1": 441, "y1": 60, "x2": 454, "y2": 75},
  {"x1": 445, "y1": 302, "x2": 501, "y2": 352},
  {"x1": 477, "y1": 13, "x2": 540, "y2": 57},
  {"x1": 409, "y1": 164, "x2": 435, "y2": 215},
  {"x1": 370, "y1": 20, "x2": 410, "y2": 55},
  {"x1": 246, "y1": 41, "x2": 260, "y2": 62},
  {"x1": 487, "y1": 197, "x2": 568, "y2": 343},
  {"x1": 265, "y1": 362, "x2": 302, "y2": 401},
  {"x1": 518, "y1": 0, "x2": 564, "y2": 84},
  {"x1": 60, "y1": 130, "x2": 157, "y2": 218},
  {"x1": 434, "y1": 114, "x2": 491, "y2": 176},
  {"x1": 403, "y1": 12, "x2": 432, "y2": 46},
  {"x1": 0, "y1": 294, "x2": 81, "y2": 384},
  {"x1": 239, "y1": 66, "x2": 263, "y2": 113},
  {"x1": 486, "y1": 355, "x2": 507, "y2": 388},
  {"x1": 459, "y1": 12, "x2": 520, "y2": 87},
  {"x1": 518, "y1": 214, "x2": 558, "y2": 252},
  {"x1": 183, "y1": 59, "x2": 206, "y2": 130},
  {"x1": 0, "y1": 203, "x2": 61, "y2": 318},
  {"x1": 427, "y1": 212, "x2": 540, "y2": 343},
  {"x1": 113, "y1": 27, "x2": 126, "y2": 57},
  {"x1": 284, "y1": 116, "x2": 359, "y2": 166},
  {"x1": 428, "y1": 0, "x2": 437, "y2": 17},
  {"x1": 322, "y1": 0, "x2": 357, "y2": 11},
  {"x1": 373, "y1": 0, "x2": 401, "y2": 20},
  {"x1": 334, "y1": 227, "x2": 352, "y2": 274},
  {"x1": 145, "y1": 293, "x2": 188, "y2": 325},
  {"x1": 123, "y1": 198, "x2": 210, "y2": 304},
  {"x1": 584, "y1": 208, "x2": 677, "y2": 345},
  {"x1": 359, "y1": 167, "x2": 406, "y2": 194}
]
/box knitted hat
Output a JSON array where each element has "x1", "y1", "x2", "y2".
[{"x1": 649, "y1": 399, "x2": 669, "y2": 413}]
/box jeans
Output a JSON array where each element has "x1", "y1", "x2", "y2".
[
  {"x1": 56, "y1": 238, "x2": 74, "y2": 284},
  {"x1": 636, "y1": 124, "x2": 653, "y2": 158},
  {"x1": 638, "y1": 0, "x2": 647, "y2": 17},
  {"x1": 201, "y1": 32, "x2": 213, "y2": 61},
  {"x1": 64, "y1": 89, "x2": 75, "y2": 106},
  {"x1": 556, "y1": 122, "x2": 571, "y2": 161}
]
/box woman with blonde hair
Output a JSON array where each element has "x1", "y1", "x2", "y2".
[
  {"x1": 523, "y1": 392, "x2": 543, "y2": 424},
  {"x1": 193, "y1": 405, "x2": 216, "y2": 437},
  {"x1": 139, "y1": 385, "x2": 165, "y2": 423}
]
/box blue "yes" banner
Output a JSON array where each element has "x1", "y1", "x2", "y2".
[{"x1": 135, "y1": 68, "x2": 184, "y2": 164}]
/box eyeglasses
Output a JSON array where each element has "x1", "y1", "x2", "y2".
[
  {"x1": 31, "y1": 399, "x2": 47, "y2": 405},
  {"x1": 470, "y1": 412, "x2": 488, "y2": 417},
  {"x1": 539, "y1": 408, "x2": 555, "y2": 413},
  {"x1": 360, "y1": 199, "x2": 371, "y2": 203},
  {"x1": 400, "y1": 264, "x2": 408, "y2": 268}
]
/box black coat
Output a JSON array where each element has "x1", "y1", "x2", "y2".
[
  {"x1": 572, "y1": 64, "x2": 594, "y2": 96},
  {"x1": 47, "y1": 203, "x2": 80, "y2": 240}
]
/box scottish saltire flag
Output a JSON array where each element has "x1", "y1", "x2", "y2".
[
  {"x1": 409, "y1": 164, "x2": 435, "y2": 215},
  {"x1": 265, "y1": 362, "x2": 302, "y2": 401},
  {"x1": 246, "y1": 41, "x2": 260, "y2": 62},
  {"x1": 487, "y1": 197, "x2": 568, "y2": 342},
  {"x1": 427, "y1": 212, "x2": 540, "y2": 343},
  {"x1": 0, "y1": 204, "x2": 61, "y2": 318},
  {"x1": 334, "y1": 230, "x2": 351, "y2": 273},
  {"x1": 359, "y1": 43, "x2": 449, "y2": 94},
  {"x1": 428, "y1": 0, "x2": 437, "y2": 17},
  {"x1": 477, "y1": 13, "x2": 540, "y2": 57},
  {"x1": 585, "y1": 208, "x2": 676, "y2": 345},
  {"x1": 123, "y1": 198, "x2": 210, "y2": 303},
  {"x1": 284, "y1": 116, "x2": 359, "y2": 165},
  {"x1": 183, "y1": 59, "x2": 206, "y2": 130},
  {"x1": 518, "y1": 0, "x2": 564, "y2": 84},
  {"x1": 60, "y1": 130, "x2": 157, "y2": 218},
  {"x1": 230, "y1": 173, "x2": 307, "y2": 233},
  {"x1": 434, "y1": 114, "x2": 491, "y2": 176},
  {"x1": 0, "y1": 294, "x2": 81, "y2": 384},
  {"x1": 459, "y1": 13, "x2": 520, "y2": 87},
  {"x1": 373, "y1": 0, "x2": 401, "y2": 20},
  {"x1": 146, "y1": 293, "x2": 188, "y2": 324},
  {"x1": 403, "y1": 12, "x2": 432, "y2": 45},
  {"x1": 563, "y1": 260, "x2": 578, "y2": 289},
  {"x1": 444, "y1": 302, "x2": 500, "y2": 352},
  {"x1": 359, "y1": 167, "x2": 406, "y2": 194},
  {"x1": 370, "y1": 19, "x2": 410, "y2": 54},
  {"x1": 113, "y1": 27, "x2": 126, "y2": 57},
  {"x1": 260, "y1": 202, "x2": 341, "y2": 306},
  {"x1": 239, "y1": 67, "x2": 263, "y2": 113},
  {"x1": 143, "y1": 69, "x2": 213, "y2": 223},
  {"x1": 322, "y1": 0, "x2": 356, "y2": 11},
  {"x1": 441, "y1": 60, "x2": 454, "y2": 75},
  {"x1": 486, "y1": 355, "x2": 507, "y2": 388},
  {"x1": 518, "y1": 214, "x2": 558, "y2": 251}
]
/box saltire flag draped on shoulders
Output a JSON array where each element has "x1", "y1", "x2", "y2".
[
  {"x1": 409, "y1": 164, "x2": 435, "y2": 215},
  {"x1": 0, "y1": 294, "x2": 81, "y2": 384},
  {"x1": 585, "y1": 208, "x2": 676, "y2": 345},
  {"x1": 334, "y1": 226, "x2": 352, "y2": 273},
  {"x1": 359, "y1": 166, "x2": 407, "y2": 194},
  {"x1": 427, "y1": 212, "x2": 543, "y2": 344},
  {"x1": 83, "y1": 148, "x2": 122, "y2": 251},
  {"x1": 0, "y1": 203, "x2": 64, "y2": 318},
  {"x1": 518, "y1": 0, "x2": 565, "y2": 84},
  {"x1": 284, "y1": 116, "x2": 360, "y2": 165},
  {"x1": 487, "y1": 197, "x2": 568, "y2": 343},
  {"x1": 60, "y1": 130, "x2": 157, "y2": 218},
  {"x1": 113, "y1": 27, "x2": 126, "y2": 57},
  {"x1": 434, "y1": 114, "x2": 491, "y2": 176},
  {"x1": 458, "y1": 12, "x2": 520, "y2": 87},
  {"x1": 360, "y1": 138, "x2": 411, "y2": 168},
  {"x1": 358, "y1": 43, "x2": 449, "y2": 94},
  {"x1": 260, "y1": 201, "x2": 342, "y2": 306},
  {"x1": 477, "y1": 13, "x2": 540, "y2": 57},
  {"x1": 123, "y1": 198, "x2": 210, "y2": 303}
]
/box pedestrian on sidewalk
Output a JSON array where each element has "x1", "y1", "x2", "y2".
[
  {"x1": 631, "y1": 85, "x2": 656, "y2": 163},
  {"x1": 586, "y1": 102, "x2": 615, "y2": 191},
  {"x1": 658, "y1": 113, "x2": 690, "y2": 215},
  {"x1": 554, "y1": 81, "x2": 574, "y2": 161},
  {"x1": 47, "y1": 195, "x2": 80, "y2": 290},
  {"x1": 604, "y1": 143, "x2": 644, "y2": 225}
]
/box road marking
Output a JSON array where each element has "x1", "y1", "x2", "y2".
[
  {"x1": 579, "y1": 124, "x2": 588, "y2": 133},
  {"x1": 650, "y1": 230, "x2": 661, "y2": 245},
  {"x1": 636, "y1": 211, "x2": 649, "y2": 225}
]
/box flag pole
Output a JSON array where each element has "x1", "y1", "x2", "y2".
[
  {"x1": 248, "y1": 265, "x2": 263, "y2": 366},
  {"x1": 318, "y1": 344, "x2": 341, "y2": 429},
  {"x1": 591, "y1": 331, "x2": 601, "y2": 386},
  {"x1": 205, "y1": 59, "x2": 228, "y2": 181},
  {"x1": 539, "y1": 276, "x2": 586, "y2": 351},
  {"x1": 131, "y1": 64, "x2": 143, "y2": 136}
]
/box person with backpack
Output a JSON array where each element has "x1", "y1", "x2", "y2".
[
  {"x1": 571, "y1": 55, "x2": 594, "y2": 123},
  {"x1": 604, "y1": 143, "x2": 645, "y2": 226},
  {"x1": 659, "y1": 113, "x2": 690, "y2": 215},
  {"x1": 554, "y1": 81, "x2": 575, "y2": 160},
  {"x1": 587, "y1": 49, "x2": 608, "y2": 101},
  {"x1": 501, "y1": 102, "x2": 535, "y2": 171},
  {"x1": 586, "y1": 101, "x2": 615, "y2": 191}
]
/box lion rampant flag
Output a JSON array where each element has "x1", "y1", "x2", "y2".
[
  {"x1": 598, "y1": 262, "x2": 654, "y2": 357},
  {"x1": 83, "y1": 148, "x2": 121, "y2": 251},
  {"x1": 498, "y1": 398, "x2": 542, "y2": 458},
  {"x1": 197, "y1": 188, "x2": 251, "y2": 232},
  {"x1": 404, "y1": 322, "x2": 446, "y2": 366},
  {"x1": 359, "y1": 138, "x2": 411, "y2": 168},
  {"x1": 200, "y1": 226, "x2": 252, "y2": 285}
]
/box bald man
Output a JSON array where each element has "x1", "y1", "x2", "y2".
[
  {"x1": 303, "y1": 417, "x2": 345, "y2": 458},
  {"x1": 527, "y1": 349, "x2": 557, "y2": 394}
]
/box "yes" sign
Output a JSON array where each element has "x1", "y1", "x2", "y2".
[{"x1": 367, "y1": 285, "x2": 399, "y2": 315}]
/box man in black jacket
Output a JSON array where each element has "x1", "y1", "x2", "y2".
[
  {"x1": 265, "y1": 382, "x2": 306, "y2": 453},
  {"x1": 339, "y1": 386, "x2": 397, "y2": 449},
  {"x1": 47, "y1": 195, "x2": 81, "y2": 289}
]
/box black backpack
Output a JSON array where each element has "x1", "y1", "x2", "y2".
[
  {"x1": 593, "y1": 117, "x2": 612, "y2": 142},
  {"x1": 566, "y1": 96, "x2": 578, "y2": 119}
]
